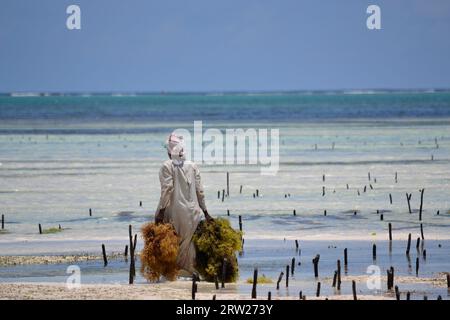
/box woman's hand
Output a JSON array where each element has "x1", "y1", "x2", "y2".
[
  {"x1": 204, "y1": 210, "x2": 214, "y2": 223},
  {"x1": 155, "y1": 208, "x2": 165, "y2": 224}
]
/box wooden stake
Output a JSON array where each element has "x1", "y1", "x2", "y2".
[
  {"x1": 387, "y1": 269, "x2": 392, "y2": 290},
  {"x1": 406, "y1": 292, "x2": 411, "y2": 300},
  {"x1": 372, "y1": 244, "x2": 376, "y2": 261},
  {"x1": 39, "y1": 224, "x2": 42, "y2": 234},
  {"x1": 102, "y1": 244, "x2": 108, "y2": 267},
  {"x1": 192, "y1": 275, "x2": 197, "y2": 300},
  {"x1": 1, "y1": 214, "x2": 4, "y2": 229},
  {"x1": 352, "y1": 280, "x2": 357, "y2": 300},
  {"x1": 423, "y1": 249, "x2": 427, "y2": 260},
  {"x1": 420, "y1": 223, "x2": 425, "y2": 240},
  {"x1": 389, "y1": 194, "x2": 393, "y2": 205},
  {"x1": 129, "y1": 225, "x2": 135, "y2": 284},
  {"x1": 416, "y1": 237, "x2": 420, "y2": 250},
  {"x1": 286, "y1": 265, "x2": 289, "y2": 287},
  {"x1": 251, "y1": 268, "x2": 258, "y2": 299},
  {"x1": 395, "y1": 286, "x2": 400, "y2": 300},
  {"x1": 388, "y1": 223, "x2": 392, "y2": 241},
  {"x1": 316, "y1": 282, "x2": 321, "y2": 297},
  {"x1": 293, "y1": 209, "x2": 296, "y2": 216},
  {"x1": 240, "y1": 185, "x2": 242, "y2": 194},
  {"x1": 406, "y1": 233, "x2": 411, "y2": 256},
  {"x1": 221, "y1": 258, "x2": 227, "y2": 288},
  {"x1": 267, "y1": 291, "x2": 271, "y2": 300},
  {"x1": 226, "y1": 172, "x2": 229, "y2": 197},
  {"x1": 322, "y1": 186, "x2": 325, "y2": 197},
  {"x1": 238, "y1": 215, "x2": 242, "y2": 231},
  {"x1": 124, "y1": 245, "x2": 128, "y2": 260},
  {"x1": 419, "y1": 188, "x2": 424, "y2": 221},
  {"x1": 337, "y1": 260, "x2": 342, "y2": 290},
  {"x1": 276, "y1": 271, "x2": 284, "y2": 290},
  {"x1": 295, "y1": 240, "x2": 299, "y2": 251},
  {"x1": 446, "y1": 274, "x2": 450, "y2": 288},
  {"x1": 332, "y1": 271, "x2": 337, "y2": 288},
  {"x1": 312, "y1": 254, "x2": 320, "y2": 278},
  {"x1": 218, "y1": 191, "x2": 220, "y2": 199},
  {"x1": 89, "y1": 208, "x2": 92, "y2": 216},
  {"x1": 391, "y1": 267, "x2": 395, "y2": 289},
  {"x1": 406, "y1": 193, "x2": 412, "y2": 214},
  {"x1": 380, "y1": 214, "x2": 384, "y2": 221},
  {"x1": 214, "y1": 275, "x2": 219, "y2": 290},
  {"x1": 222, "y1": 189, "x2": 225, "y2": 202},
  {"x1": 291, "y1": 257, "x2": 295, "y2": 275},
  {"x1": 344, "y1": 248, "x2": 348, "y2": 268},
  {"x1": 415, "y1": 257, "x2": 419, "y2": 276}
]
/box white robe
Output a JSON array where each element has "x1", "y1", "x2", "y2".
[{"x1": 156, "y1": 159, "x2": 206, "y2": 274}]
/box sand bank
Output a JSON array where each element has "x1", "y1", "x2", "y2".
[
  {"x1": 0, "y1": 253, "x2": 125, "y2": 266},
  {"x1": 0, "y1": 282, "x2": 392, "y2": 300}
]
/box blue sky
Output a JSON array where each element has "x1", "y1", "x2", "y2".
[{"x1": 1, "y1": 0, "x2": 450, "y2": 92}]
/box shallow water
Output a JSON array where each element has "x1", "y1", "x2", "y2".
[
  {"x1": 1, "y1": 239, "x2": 449, "y2": 300},
  {"x1": 0, "y1": 92, "x2": 450, "y2": 276}
]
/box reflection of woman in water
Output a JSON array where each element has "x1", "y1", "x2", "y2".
[{"x1": 155, "y1": 133, "x2": 213, "y2": 274}]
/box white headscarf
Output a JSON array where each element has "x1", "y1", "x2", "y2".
[{"x1": 166, "y1": 133, "x2": 186, "y2": 165}]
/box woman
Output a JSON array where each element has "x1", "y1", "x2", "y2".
[{"x1": 155, "y1": 133, "x2": 213, "y2": 274}]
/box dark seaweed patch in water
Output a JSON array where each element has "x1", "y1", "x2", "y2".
[
  {"x1": 342, "y1": 209, "x2": 360, "y2": 214},
  {"x1": 317, "y1": 215, "x2": 348, "y2": 221},
  {"x1": 372, "y1": 209, "x2": 391, "y2": 214},
  {"x1": 237, "y1": 214, "x2": 265, "y2": 221},
  {"x1": 271, "y1": 216, "x2": 324, "y2": 226},
  {"x1": 218, "y1": 213, "x2": 265, "y2": 221},
  {"x1": 114, "y1": 211, "x2": 135, "y2": 221},
  {"x1": 0, "y1": 220, "x2": 20, "y2": 224},
  {"x1": 57, "y1": 216, "x2": 102, "y2": 223},
  {"x1": 297, "y1": 225, "x2": 330, "y2": 231}
]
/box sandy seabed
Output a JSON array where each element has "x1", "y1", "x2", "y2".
[
  {"x1": 3, "y1": 272, "x2": 448, "y2": 300},
  {"x1": 0, "y1": 281, "x2": 394, "y2": 300}
]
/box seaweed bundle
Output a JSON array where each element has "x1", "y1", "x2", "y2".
[
  {"x1": 140, "y1": 222, "x2": 180, "y2": 281},
  {"x1": 192, "y1": 218, "x2": 242, "y2": 282}
]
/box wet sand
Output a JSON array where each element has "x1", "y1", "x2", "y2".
[
  {"x1": 1, "y1": 239, "x2": 449, "y2": 300},
  {"x1": 0, "y1": 281, "x2": 393, "y2": 300},
  {"x1": 2, "y1": 273, "x2": 447, "y2": 300},
  {"x1": 0, "y1": 253, "x2": 123, "y2": 266}
]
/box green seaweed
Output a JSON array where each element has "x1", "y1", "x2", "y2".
[
  {"x1": 246, "y1": 274, "x2": 273, "y2": 284},
  {"x1": 192, "y1": 218, "x2": 242, "y2": 282},
  {"x1": 42, "y1": 227, "x2": 63, "y2": 234}
]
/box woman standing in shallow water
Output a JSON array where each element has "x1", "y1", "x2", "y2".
[{"x1": 155, "y1": 133, "x2": 213, "y2": 274}]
